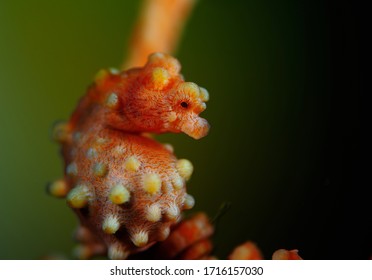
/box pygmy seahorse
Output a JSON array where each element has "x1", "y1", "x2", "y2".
[{"x1": 48, "y1": 52, "x2": 210, "y2": 259}]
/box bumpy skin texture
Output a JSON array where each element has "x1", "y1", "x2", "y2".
[{"x1": 50, "y1": 53, "x2": 210, "y2": 259}]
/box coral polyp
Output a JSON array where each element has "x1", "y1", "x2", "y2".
[{"x1": 50, "y1": 52, "x2": 210, "y2": 259}]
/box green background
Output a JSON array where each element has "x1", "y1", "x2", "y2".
[{"x1": 0, "y1": 0, "x2": 329, "y2": 259}]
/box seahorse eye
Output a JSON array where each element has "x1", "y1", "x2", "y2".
[{"x1": 180, "y1": 102, "x2": 189, "y2": 108}]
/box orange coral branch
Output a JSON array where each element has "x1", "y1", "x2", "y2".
[
  {"x1": 228, "y1": 241, "x2": 264, "y2": 260},
  {"x1": 123, "y1": 0, "x2": 196, "y2": 69},
  {"x1": 272, "y1": 249, "x2": 303, "y2": 260}
]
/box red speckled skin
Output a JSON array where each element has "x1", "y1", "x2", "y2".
[{"x1": 56, "y1": 53, "x2": 210, "y2": 259}]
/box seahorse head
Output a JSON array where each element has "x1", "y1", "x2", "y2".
[{"x1": 104, "y1": 53, "x2": 210, "y2": 139}]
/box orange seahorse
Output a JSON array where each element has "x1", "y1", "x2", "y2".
[{"x1": 48, "y1": 52, "x2": 209, "y2": 259}]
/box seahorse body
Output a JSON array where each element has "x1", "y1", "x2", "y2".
[{"x1": 49, "y1": 53, "x2": 210, "y2": 259}]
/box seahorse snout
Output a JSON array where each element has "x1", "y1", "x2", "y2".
[{"x1": 181, "y1": 116, "x2": 210, "y2": 139}]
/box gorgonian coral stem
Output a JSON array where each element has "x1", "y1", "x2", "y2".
[{"x1": 123, "y1": 0, "x2": 196, "y2": 69}]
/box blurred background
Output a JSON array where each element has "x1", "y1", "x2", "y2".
[{"x1": 0, "y1": 0, "x2": 367, "y2": 259}]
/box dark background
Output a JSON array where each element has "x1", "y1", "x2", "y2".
[
  {"x1": 0, "y1": 0, "x2": 367, "y2": 259},
  {"x1": 292, "y1": 0, "x2": 368, "y2": 259}
]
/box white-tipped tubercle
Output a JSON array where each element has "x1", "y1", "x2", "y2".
[
  {"x1": 66, "y1": 162, "x2": 78, "y2": 176},
  {"x1": 108, "y1": 244, "x2": 129, "y2": 260},
  {"x1": 102, "y1": 215, "x2": 120, "y2": 234},
  {"x1": 105, "y1": 93, "x2": 119, "y2": 109},
  {"x1": 142, "y1": 173, "x2": 161, "y2": 195},
  {"x1": 93, "y1": 162, "x2": 108, "y2": 177},
  {"x1": 165, "y1": 203, "x2": 180, "y2": 221},
  {"x1": 199, "y1": 87, "x2": 210, "y2": 102},
  {"x1": 124, "y1": 156, "x2": 141, "y2": 171},
  {"x1": 109, "y1": 184, "x2": 130, "y2": 204},
  {"x1": 47, "y1": 179, "x2": 68, "y2": 198},
  {"x1": 145, "y1": 204, "x2": 162, "y2": 222},
  {"x1": 176, "y1": 159, "x2": 193, "y2": 181},
  {"x1": 131, "y1": 230, "x2": 149, "y2": 247},
  {"x1": 172, "y1": 174, "x2": 184, "y2": 190},
  {"x1": 86, "y1": 147, "x2": 98, "y2": 159},
  {"x1": 66, "y1": 185, "x2": 90, "y2": 208},
  {"x1": 183, "y1": 194, "x2": 195, "y2": 210}
]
